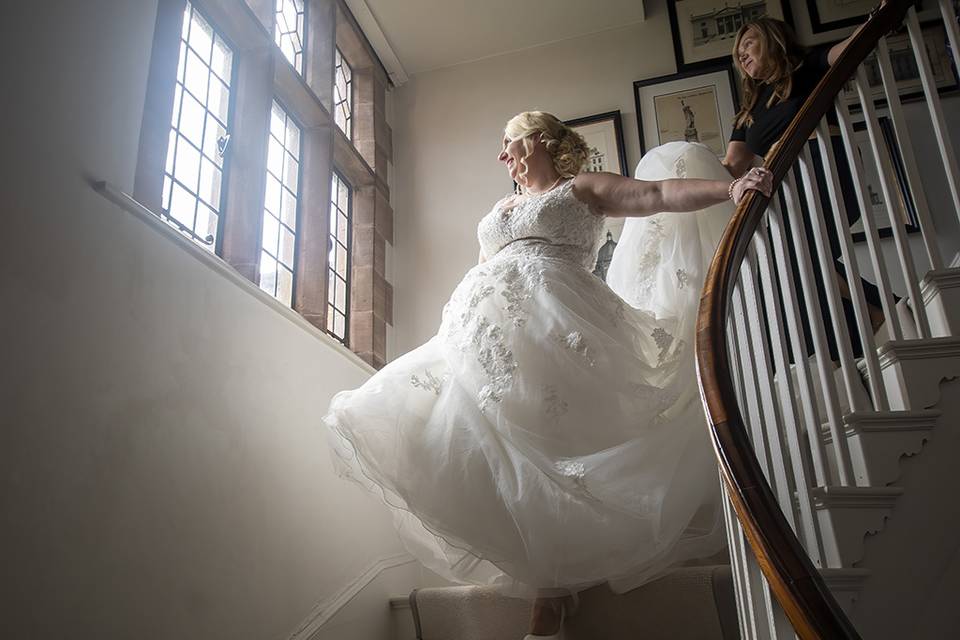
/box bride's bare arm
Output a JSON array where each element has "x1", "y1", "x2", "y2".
[{"x1": 572, "y1": 170, "x2": 771, "y2": 218}]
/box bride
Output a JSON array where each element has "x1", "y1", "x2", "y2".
[{"x1": 323, "y1": 111, "x2": 771, "y2": 638}]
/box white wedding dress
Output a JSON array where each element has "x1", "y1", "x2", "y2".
[{"x1": 324, "y1": 142, "x2": 732, "y2": 595}]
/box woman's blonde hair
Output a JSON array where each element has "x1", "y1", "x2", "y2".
[
  {"x1": 503, "y1": 111, "x2": 590, "y2": 185},
  {"x1": 732, "y1": 18, "x2": 806, "y2": 129}
]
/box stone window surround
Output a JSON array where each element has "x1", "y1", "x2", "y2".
[{"x1": 134, "y1": 0, "x2": 393, "y2": 368}]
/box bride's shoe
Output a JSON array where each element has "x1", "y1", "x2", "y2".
[{"x1": 522, "y1": 594, "x2": 577, "y2": 639}]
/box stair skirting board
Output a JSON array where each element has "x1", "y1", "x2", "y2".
[
  {"x1": 819, "y1": 567, "x2": 871, "y2": 614},
  {"x1": 286, "y1": 552, "x2": 417, "y2": 640},
  {"x1": 874, "y1": 337, "x2": 960, "y2": 410},
  {"x1": 819, "y1": 410, "x2": 939, "y2": 486},
  {"x1": 810, "y1": 486, "x2": 904, "y2": 567}
]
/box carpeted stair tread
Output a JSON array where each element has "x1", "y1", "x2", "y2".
[{"x1": 409, "y1": 564, "x2": 738, "y2": 640}]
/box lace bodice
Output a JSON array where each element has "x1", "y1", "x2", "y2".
[{"x1": 477, "y1": 179, "x2": 605, "y2": 271}]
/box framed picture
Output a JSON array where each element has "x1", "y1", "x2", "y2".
[
  {"x1": 791, "y1": 0, "x2": 943, "y2": 45},
  {"x1": 562, "y1": 111, "x2": 630, "y2": 279},
  {"x1": 847, "y1": 117, "x2": 920, "y2": 241},
  {"x1": 839, "y1": 21, "x2": 959, "y2": 106},
  {"x1": 668, "y1": 0, "x2": 788, "y2": 70},
  {"x1": 633, "y1": 62, "x2": 740, "y2": 157},
  {"x1": 564, "y1": 111, "x2": 629, "y2": 177}
]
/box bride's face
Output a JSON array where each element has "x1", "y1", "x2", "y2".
[{"x1": 497, "y1": 133, "x2": 549, "y2": 185}]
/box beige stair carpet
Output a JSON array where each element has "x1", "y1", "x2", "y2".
[{"x1": 409, "y1": 565, "x2": 738, "y2": 640}]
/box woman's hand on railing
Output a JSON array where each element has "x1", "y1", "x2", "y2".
[{"x1": 729, "y1": 167, "x2": 774, "y2": 204}]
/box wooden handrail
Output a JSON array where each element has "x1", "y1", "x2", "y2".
[{"x1": 694, "y1": 1, "x2": 914, "y2": 638}]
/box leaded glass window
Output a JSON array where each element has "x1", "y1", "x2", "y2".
[
  {"x1": 274, "y1": 0, "x2": 304, "y2": 74},
  {"x1": 334, "y1": 48, "x2": 353, "y2": 139},
  {"x1": 162, "y1": 2, "x2": 233, "y2": 251},
  {"x1": 259, "y1": 101, "x2": 301, "y2": 306},
  {"x1": 328, "y1": 171, "x2": 352, "y2": 343}
]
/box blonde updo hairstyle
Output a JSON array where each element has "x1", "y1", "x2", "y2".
[{"x1": 503, "y1": 111, "x2": 590, "y2": 189}]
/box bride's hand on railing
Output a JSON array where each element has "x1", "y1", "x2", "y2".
[{"x1": 729, "y1": 167, "x2": 773, "y2": 205}]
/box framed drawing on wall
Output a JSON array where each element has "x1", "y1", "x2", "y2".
[
  {"x1": 668, "y1": 0, "x2": 788, "y2": 70},
  {"x1": 839, "y1": 20, "x2": 959, "y2": 106},
  {"x1": 563, "y1": 111, "x2": 629, "y2": 278},
  {"x1": 848, "y1": 117, "x2": 921, "y2": 241},
  {"x1": 634, "y1": 62, "x2": 740, "y2": 157},
  {"x1": 791, "y1": 0, "x2": 943, "y2": 45},
  {"x1": 564, "y1": 111, "x2": 629, "y2": 176}
]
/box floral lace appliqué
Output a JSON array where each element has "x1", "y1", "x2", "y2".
[
  {"x1": 474, "y1": 316, "x2": 517, "y2": 411},
  {"x1": 552, "y1": 330, "x2": 596, "y2": 366},
  {"x1": 543, "y1": 384, "x2": 569, "y2": 419},
  {"x1": 676, "y1": 269, "x2": 691, "y2": 289},
  {"x1": 410, "y1": 369, "x2": 447, "y2": 395}
]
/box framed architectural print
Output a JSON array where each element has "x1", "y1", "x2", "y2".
[
  {"x1": 839, "y1": 21, "x2": 959, "y2": 106},
  {"x1": 848, "y1": 117, "x2": 920, "y2": 241},
  {"x1": 668, "y1": 0, "x2": 788, "y2": 70},
  {"x1": 791, "y1": 0, "x2": 943, "y2": 45},
  {"x1": 564, "y1": 111, "x2": 629, "y2": 177},
  {"x1": 633, "y1": 62, "x2": 740, "y2": 157},
  {"x1": 563, "y1": 111, "x2": 630, "y2": 279}
]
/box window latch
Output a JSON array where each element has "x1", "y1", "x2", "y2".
[{"x1": 217, "y1": 133, "x2": 231, "y2": 157}]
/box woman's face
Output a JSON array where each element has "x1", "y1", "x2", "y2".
[
  {"x1": 737, "y1": 28, "x2": 766, "y2": 80},
  {"x1": 497, "y1": 135, "x2": 527, "y2": 182}
]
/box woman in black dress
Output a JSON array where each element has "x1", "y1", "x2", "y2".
[{"x1": 722, "y1": 15, "x2": 890, "y2": 358}]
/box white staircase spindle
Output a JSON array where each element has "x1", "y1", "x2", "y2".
[
  {"x1": 752, "y1": 225, "x2": 825, "y2": 564},
  {"x1": 781, "y1": 170, "x2": 855, "y2": 486},
  {"x1": 835, "y1": 98, "x2": 904, "y2": 340},
  {"x1": 722, "y1": 488, "x2": 768, "y2": 640},
  {"x1": 740, "y1": 248, "x2": 798, "y2": 518},
  {"x1": 906, "y1": 6, "x2": 960, "y2": 229},
  {"x1": 874, "y1": 36, "x2": 944, "y2": 271},
  {"x1": 814, "y1": 121, "x2": 890, "y2": 411},
  {"x1": 941, "y1": 0, "x2": 960, "y2": 80},
  {"x1": 732, "y1": 284, "x2": 775, "y2": 475},
  {"x1": 853, "y1": 66, "x2": 931, "y2": 338},
  {"x1": 766, "y1": 197, "x2": 831, "y2": 488},
  {"x1": 796, "y1": 147, "x2": 868, "y2": 412}
]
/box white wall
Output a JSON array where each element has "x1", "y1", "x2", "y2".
[
  {"x1": 0, "y1": 2, "x2": 411, "y2": 638},
  {"x1": 389, "y1": 1, "x2": 678, "y2": 353}
]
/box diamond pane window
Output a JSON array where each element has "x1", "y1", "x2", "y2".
[
  {"x1": 259, "y1": 101, "x2": 302, "y2": 307},
  {"x1": 327, "y1": 171, "x2": 352, "y2": 343},
  {"x1": 334, "y1": 48, "x2": 353, "y2": 139},
  {"x1": 274, "y1": 0, "x2": 304, "y2": 74},
  {"x1": 162, "y1": 2, "x2": 234, "y2": 251}
]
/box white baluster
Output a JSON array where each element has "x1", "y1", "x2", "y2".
[
  {"x1": 942, "y1": 0, "x2": 960, "y2": 73},
  {"x1": 740, "y1": 246, "x2": 799, "y2": 523},
  {"x1": 781, "y1": 169, "x2": 855, "y2": 486},
  {"x1": 766, "y1": 197, "x2": 832, "y2": 489},
  {"x1": 853, "y1": 65, "x2": 931, "y2": 338},
  {"x1": 732, "y1": 283, "x2": 773, "y2": 475},
  {"x1": 874, "y1": 36, "x2": 944, "y2": 270},
  {"x1": 835, "y1": 99, "x2": 904, "y2": 340},
  {"x1": 796, "y1": 147, "x2": 868, "y2": 413},
  {"x1": 814, "y1": 121, "x2": 890, "y2": 411},
  {"x1": 722, "y1": 487, "x2": 765, "y2": 640},
  {"x1": 907, "y1": 6, "x2": 960, "y2": 229},
  {"x1": 753, "y1": 224, "x2": 825, "y2": 565}
]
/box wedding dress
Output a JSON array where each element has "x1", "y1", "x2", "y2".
[{"x1": 324, "y1": 149, "x2": 729, "y2": 595}]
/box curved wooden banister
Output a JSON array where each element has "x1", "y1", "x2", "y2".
[{"x1": 695, "y1": 1, "x2": 914, "y2": 638}]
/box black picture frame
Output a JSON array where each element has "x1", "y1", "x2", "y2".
[
  {"x1": 838, "y1": 20, "x2": 960, "y2": 109},
  {"x1": 633, "y1": 61, "x2": 741, "y2": 156},
  {"x1": 667, "y1": 0, "x2": 790, "y2": 71},
  {"x1": 848, "y1": 117, "x2": 921, "y2": 242},
  {"x1": 563, "y1": 110, "x2": 629, "y2": 177}
]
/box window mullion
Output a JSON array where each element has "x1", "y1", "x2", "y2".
[{"x1": 219, "y1": 47, "x2": 276, "y2": 283}]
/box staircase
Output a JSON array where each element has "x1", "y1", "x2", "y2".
[{"x1": 394, "y1": 1, "x2": 960, "y2": 637}]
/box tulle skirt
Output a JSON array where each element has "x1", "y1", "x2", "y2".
[{"x1": 323, "y1": 142, "x2": 734, "y2": 596}]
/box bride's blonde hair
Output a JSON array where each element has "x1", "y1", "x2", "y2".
[{"x1": 503, "y1": 111, "x2": 590, "y2": 184}]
